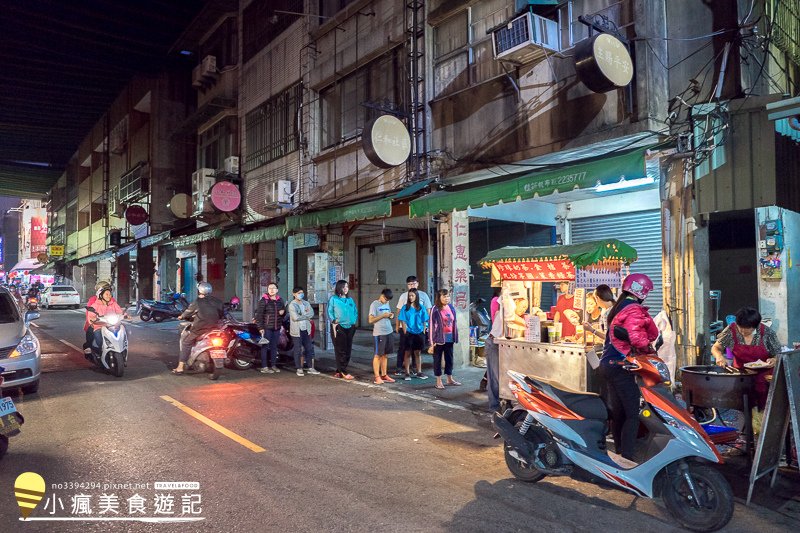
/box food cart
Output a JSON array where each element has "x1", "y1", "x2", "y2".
[{"x1": 479, "y1": 239, "x2": 638, "y2": 399}]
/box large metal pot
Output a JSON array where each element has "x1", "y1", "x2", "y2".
[{"x1": 680, "y1": 365, "x2": 756, "y2": 410}]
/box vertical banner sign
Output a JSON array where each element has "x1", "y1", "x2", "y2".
[
  {"x1": 30, "y1": 217, "x2": 48, "y2": 258},
  {"x1": 451, "y1": 210, "x2": 470, "y2": 367}
]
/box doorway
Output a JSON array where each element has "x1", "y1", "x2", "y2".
[{"x1": 708, "y1": 210, "x2": 758, "y2": 320}]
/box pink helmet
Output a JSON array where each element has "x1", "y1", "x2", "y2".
[{"x1": 622, "y1": 273, "x2": 654, "y2": 300}]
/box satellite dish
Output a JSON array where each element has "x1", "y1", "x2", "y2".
[{"x1": 168, "y1": 193, "x2": 191, "y2": 219}]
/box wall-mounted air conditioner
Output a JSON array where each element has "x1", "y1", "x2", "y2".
[
  {"x1": 191, "y1": 168, "x2": 217, "y2": 216},
  {"x1": 200, "y1": 55, "x2": 218, "y2": 79},
  {"x1": 223, "y1": 156, "x2": 239, "y2": 175},
  {"x1": 492, "y1": 12, "x2": 560, "y2": 64},
  {"x1": 266, "y1": 179, "x2": 293, "y2": 207}
]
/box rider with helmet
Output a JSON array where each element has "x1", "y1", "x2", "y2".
[
  {"x1": 83, "y1": 280, "x2": 112, "y2": 351},
  {"x1": 599, "y1": 273, "x2": 660, "y2": 461},
  {"x1": 174, "y1": 282, "x2": 224, "y2": 374},
  {"x1": 86, "y1": 282, "x2": 125, "y2": 354}
]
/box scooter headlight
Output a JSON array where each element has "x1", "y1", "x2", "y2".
[{"x1": 106, "y1": 314, "x2": 121, "y2": 326}]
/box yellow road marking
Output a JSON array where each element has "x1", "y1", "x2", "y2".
[{"x1": 160, "y1": 395, "x2": 266, "y2": 453}]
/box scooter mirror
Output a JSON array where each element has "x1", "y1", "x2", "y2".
[
  {"x1": 613, "y1": 325, "x2": 630, "y2": 342},
  {"x1": 86, "y1": 306, "x2": 96, "y2": 313}
]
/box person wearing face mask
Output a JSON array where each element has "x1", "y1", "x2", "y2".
[
  {"x1": 86, "y1": 285, "x2": 126, "y2": 354},
  {"x1": 288, "y1": 286, "x2": 320, "y2": 376},
  {"x1": 255, "y1": 282, "x2": 285, "y2": 374}
]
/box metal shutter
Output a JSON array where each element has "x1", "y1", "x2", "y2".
[{"x1": 570, "y1": 210, "x2": 663, "y2": 315}]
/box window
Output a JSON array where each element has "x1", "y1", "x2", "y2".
[
  {"x1": 245, "y1": 84, "x2": 302, "y2": 172},
  {"x1": 199, "y1": 119, "x2": 236, "y2": 171},
  {"x1": 319, "y1": 0, "x2": 358, "y2": 19},
  {"x1": 199, "y1": 17, "x2": 238, "y2": 68},
  {"x1": 319, "y1": 51, "x2": 401, "y2": 148},
  {"x1": 0, "y1": 293, "x2": 20, "y2": 324},
  {"x1": 242, "y1": 0, "x2": 302, "y2": 64}
]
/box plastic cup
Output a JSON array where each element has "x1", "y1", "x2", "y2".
[{"x1": 547, "y1": 326, "x2": 556, "y2": 343}]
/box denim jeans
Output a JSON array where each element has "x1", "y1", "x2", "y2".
[
  {"x1": 260, "y1": 328, "x2": 281, "y2": 368},
  {"x1": 485, "y1": 335, "x2": 500, "y2": 411},
  {"x1": 292, "y1": 330, "x2": 315, "y2": 370}
]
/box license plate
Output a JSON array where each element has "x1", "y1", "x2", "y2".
[
  {"x1": 0, "y1": 397, "x2": 17, "y2": 418},
  {"x1": 210, "y1": 350, "x2": 226, "y2": 359}
]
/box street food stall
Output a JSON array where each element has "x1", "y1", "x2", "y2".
[{"x1": 479, "y1": 239, "x2": 638, "y2": 398}]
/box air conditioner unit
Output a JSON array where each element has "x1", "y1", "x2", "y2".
[
  {"x1": 492, "y1": 12, "x2": 560, "y2": 64},
  {"x1": 223, "y1": 156, "x2": 240, "y2": 175},
  {"x1": 266, "y1": 180, "x2": 293, "y2": 207},
  {"x1": 200, "y1": 55, "x2": 218, "y2": 79},
  {"x1": 109, "y1": 186, "x2": 125, "y2": 217},
  {"x1": 191, "y1": 168, "x2": 217, "y2": 216}
]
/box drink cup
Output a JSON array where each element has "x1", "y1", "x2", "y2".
[{"x1": 547, "y1": 326, "x2": 556, "y2": 343}]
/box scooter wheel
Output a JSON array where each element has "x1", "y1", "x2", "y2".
[
  {"x1": 229, "y1": 358, "x2": 252, "y2": 371},
  {"x1": 153, "y1": 314, "x2": 165, "y2": 323},
  {"x1": 140, "y1": 311, "x2": 152, "y2": 322},
  {"x1": 662, "y1": 463, "x2": 733, "y2": 532},
  {"x1": 503, "y1": 410, "x2": 547, "y2": 483}
]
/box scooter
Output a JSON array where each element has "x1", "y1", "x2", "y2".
[
  {"x1": 219, "y1": 310, "x2": 301, "y2": 370},
  {"x1": 492, "y1": 326, "x2": 734, "y2": 532},
  {"x1": 85, "y1": 307, "x2": 129, "y2": 377},
  {"x1": 26, "y1": 295, "x2": 39, "y2": 311},
  {"x1": 0, "y1": 372, "x2": 25, "y2": 460},
  {"x1": 136, "y1": 291, "x2": 189, "y2": 323},
  {"x1": 179, "y1": 321, "x2": 226, "y2": 380}
]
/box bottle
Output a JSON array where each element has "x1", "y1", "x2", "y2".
[{"x1": 724, "y1": 347, "x2": 734, "y2": 366}]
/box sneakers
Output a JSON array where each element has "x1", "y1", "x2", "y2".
[
  {"x1": 271, "y1": 367, "x2": 280, "y2": 373},
  {"x1": 381, "y1": 375, "x2": 396, "y2": 383},
  {"x1": 335, "y1": 372, "x2": 355, "y2": 380},
  {"x1": 306, "y1": 368, "x2": 321, "y2": 375},
  {"x1": 404, "y1": 373, "x2": 412, "y2": 381},
  {"x1": 260, "y1": 367, "x2": 275, "y2": 374},
  {"x1": 296, "y1": 369, "x2": 304, "y2": 376},
  {"x1": 393, "y1": 370, "x2": 405, "y2": 377},
  {"x1": 415, "y1": 372, "x2": 428, "y2": 379}
]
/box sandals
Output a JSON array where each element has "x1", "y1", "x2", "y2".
[
  {"x1": 447, "y1": 380, "x2": 462, "y2": 386},
  {"x1": 171, "y1": 369, "x2": 184, "y2": 375},
  {"x1": 434, "y1": 382, "x2": 445, "y2": 390}
]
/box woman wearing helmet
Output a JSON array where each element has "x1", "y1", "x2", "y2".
[
  {"x1": 599, "y1": 273, "x2": 659, "y2": 461},
  {"x1": 82, "y1": 280, "x2": 112, "y2": 351}
]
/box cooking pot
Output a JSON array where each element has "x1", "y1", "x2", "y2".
[{"x1": 680, "y1": 365, "x2": 756, "y2": 410}]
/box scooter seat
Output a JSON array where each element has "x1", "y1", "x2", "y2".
[{"x1": 526, "y1": 376, "x2": 608, "y2": 421}]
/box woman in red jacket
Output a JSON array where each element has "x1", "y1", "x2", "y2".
[{"x1": 599, "y1": 273, "x2": 659, "y2": 461}]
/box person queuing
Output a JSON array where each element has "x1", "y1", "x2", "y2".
[
  {"x1": 428, "y1": 289, "x2": 461, "y2": 390},
  {"x1": 255, "y1": 282, "x2": 285, "y2": 374},
  {"x1": 394, "y1": 275, "x2": 432, "y2": 376},
  {"x1": 327, "y1": 280, "x2": 358, "y2": 380},
  {"x1": 582, "y1": 284, "x2": 615, "y2": 342},
  {"x1": 711, "y1": 306, "x2": 780, "y2": 416},
  {"x1": 287, "y1": 286, "x2": 321, "y2": 376},
  {"x1": 600, "y1": 274, "x2": 659, "y2": 461},
  {"x1": 398, "y1": 288, "x2": 429, "y2": 380},
  {"x1": 369, "y1": 289, "x2": 396, "y2": 385},
  {"x1": 485, "y1": 290, "x2": 505, "y2": 412}
]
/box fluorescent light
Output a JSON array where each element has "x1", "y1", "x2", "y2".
[{"x1": 594, "y1": 176, "x2": 656, "y2": 193}]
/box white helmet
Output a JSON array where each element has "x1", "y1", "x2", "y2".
[{"x1": 198, "y1": 282, "x2": 213, "y2": 296}]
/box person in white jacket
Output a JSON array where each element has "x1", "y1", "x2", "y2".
[{"x1": 287, "y1": 286, "x2": 320, "y2": 376}]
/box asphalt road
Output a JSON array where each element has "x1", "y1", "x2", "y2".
[{"x1": 0, "y1": 310, "x2": 795, "y2": 532}]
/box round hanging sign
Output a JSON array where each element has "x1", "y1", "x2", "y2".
[
  {"x1": 168, "y1": 193, "x2": 191, "y2": 219},
  {"x1": 362, "y1": 115, "x2": 412, "y2": 169},
  {"x1": 124, "y1": 205, "x2": 149, "y2": 226},
  {"x1": 575, "y1": 33, "x2": 634, "y2": 93},
  {"x1": 210, "y1": 181, "x2": 241, "y2": 212}
]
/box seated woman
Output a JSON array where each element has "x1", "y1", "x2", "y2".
[{"x1": 711, "y1": 306, "x2": 780, "y2": 412}]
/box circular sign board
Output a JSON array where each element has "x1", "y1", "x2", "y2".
[
  {"x1": 168, "y1": 193, "x2": 191, "y2": 219},
  {"x1": 362, "y1": 115, "x2": 412, "y2": 169},
  {"x1": 575, "y1": 33, "x2": 634, "y2": 93},
  {"x1": 210, "y1": 181, "x2": 242, "y2": 212},
  {"x1": 37, "y1": 253, "x2": 48, "y2": 264},
  {"x1": 124, "y1": 205, "x2": 149, "y2": 226}
]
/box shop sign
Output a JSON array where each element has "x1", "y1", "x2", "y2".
[
  {"x1": 124, "y1": 205, "x2": 149, "y2": 226},
  {"x1": 575, "y1": 33, "x2": 633, "y2": 93},
  {"x1": 451, "y1": 212, "x2": 470, "y2": 311},
  {"x1": 210, "y1": 181, "x2": 241, "y2": 212},
  {"x1": 48, "y1": 245, "x2": 65, "y2": 257},
  {"x1": 30, "y1": 217, "x2": 47, "y2": 258},
  {"x1": 494, "y1": 260, "x2": 576, "y2": 282},
  {"x1": 362, "y1": 115, "x2": 412, "y2": 169},
  {"x1": 168, "y1": 193, "x2": 191, "y2": 219}
]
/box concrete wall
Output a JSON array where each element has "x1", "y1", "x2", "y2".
[{"x1": 358, "y1": 241, "x2": 417, "y2": 328}]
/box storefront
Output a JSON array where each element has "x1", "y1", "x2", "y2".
[{"x1": 169, "y1": 228, "x2": 223, "y2": 302}]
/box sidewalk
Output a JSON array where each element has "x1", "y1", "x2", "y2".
[{"x1": 307, "y1": 328, "x2": 492, "y2": 413}]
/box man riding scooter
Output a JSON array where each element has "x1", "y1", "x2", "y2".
[{"x1": 173, "y1": 282, "x2": 224, "y2": 375}]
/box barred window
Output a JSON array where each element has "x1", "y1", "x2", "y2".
[
  {"x1": 245, "y1": 84, "x2": 302, "y2": 173},
  {"x1": 242, "y1": 0, "x2": 302, "y2": 64}
]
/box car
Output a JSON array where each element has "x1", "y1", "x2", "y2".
[
  {"x1": 0, "y1": 287, "x2": 41, "y2": 394},
  {"x1": 41, "y1": 285, "x2": 81, "y2": 309}
]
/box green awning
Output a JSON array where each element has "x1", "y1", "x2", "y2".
[
  {"x1": 78, "y1": 250, "x2": 115, "y2": 266},
  {"x1": 222, "y1": 225, "x2": 287, "y2": 248},
  {"x1": 139, "y1": 230, "x2": 170, "y2": 248},
  {"x1": 286, "y1": 198, "x2": 392, "y2": 231},
  {"x1": 171, "y1": 228, "x2": 222, "y2": 248},
  {"x1": 409, "y1": 149, "x2": 647, "y2": 218},
  {"x1": 479, "y1": 239, "x2": 638, "y2": 269}
]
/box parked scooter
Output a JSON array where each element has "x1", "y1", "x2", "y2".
[
  {"x1": 136, "y1": 290, "x2": 189, "y2": 323},
  {"x1": 85, "y1": 306, "x2": 129, "y2": 377},
  {"x1": 493, "y1": 326, "x2": 734, "y2": 532},
  {"x1": 0, "y1": 371, "x2": 25, "y2": 460},
  {"x1": 179, "y1": 321, "x2": 227, "y2": 380},
  {"x1": 219, "y1": 301, "x2": 299, "y2": 370}
]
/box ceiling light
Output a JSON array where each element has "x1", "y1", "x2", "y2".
[{"x1": 594, "y1": 176, "x2": 656, "y2": 193}]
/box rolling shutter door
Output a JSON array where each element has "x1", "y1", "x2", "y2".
[{"x1": 570, "y1": 210, "x2": 663, "y2": 315}]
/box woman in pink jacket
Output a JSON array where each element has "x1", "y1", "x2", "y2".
[{"x1": 599, "y1": 273, "x2": 659, "y2": 461}]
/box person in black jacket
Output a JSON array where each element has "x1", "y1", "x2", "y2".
[
  {"x1": 255, "y1": 282, "x2": 285, "y2": 374},
  {"x1": 174, "y1": 282, "x2": 224, "y2": 375}
]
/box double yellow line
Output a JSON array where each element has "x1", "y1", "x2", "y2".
[{"x1": 160, "y1": 396, "x2": 266, "y2": 453}]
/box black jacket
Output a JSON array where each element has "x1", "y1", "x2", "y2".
[
  {"x1": 180, "y1": 295, "x2": 224, "y2": 335},
  {"x1": 255, "y1": 296, "x2": 285, "y2": 330}
]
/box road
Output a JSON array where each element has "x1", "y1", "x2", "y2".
[{"x1": 0, "y1": 309, "x2": 796, "y2": 532}]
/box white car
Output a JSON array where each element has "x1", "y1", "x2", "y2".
[
  {"x1": 41, "y1": 285, "x2": 81, "y2": 309},
  {"x1": 0, "y1": 288, "x2": 41, "y2": 394}
]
